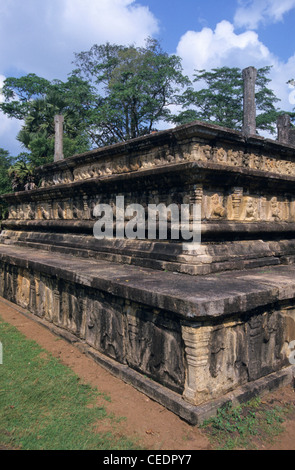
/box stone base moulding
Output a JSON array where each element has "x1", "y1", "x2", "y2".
[
  {"x1": 0, "y1": 295, "x2": 294, "y2": 425},
  {"x1": 0, "y1": 244, "x2": 295, "y2": 423}
]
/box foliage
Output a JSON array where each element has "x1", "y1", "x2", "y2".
[
  {"x1": 0, "y1": 74, "x2": 92, "y2": 167},
  {"x1": 201, "y1": 397, "x2": 293, "y2": 450},
  {"x1": 0, "y1": 39, "x2": 190, "y2": 162},
  {"x1": 0, "y1": 41, "x2": 288, "y2": 172},
  {"x1": 0, "y1": 148, "x2": 14, "y2": 218},
  {"x1": 0, "y1": 148, "x2": 13, "y2": 194},
  {"x1": 175, "y1": 66, "x2": 281, "y2": 134},
  {"x1": 72, "y1": 37, "x2": 190, "y2": 146},
  {"x1": 8, "y1": 155, "x2": 36, "y2": 192}
]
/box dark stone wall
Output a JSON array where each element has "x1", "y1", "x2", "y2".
[{"x1": 0, "y1": 261, "x2": 185, "y2": 394}]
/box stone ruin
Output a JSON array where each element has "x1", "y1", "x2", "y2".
[{"x1": 0, "y1": 67, "x2": 295, "y2": 424}]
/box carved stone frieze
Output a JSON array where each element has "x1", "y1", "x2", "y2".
[{"x1": 37, "y1": 133, "x2": 295, "y2": 189}]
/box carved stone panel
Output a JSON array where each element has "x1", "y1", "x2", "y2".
[
  {"x1": 86, "y1": 295, "x2": 125, "y2": 363},
  {"x1": 125, "y1": 306, "x2": 185, "y2": 393}
]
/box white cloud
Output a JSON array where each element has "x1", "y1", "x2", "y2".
[
  {"x1": 267, "y1": 53, "x2": 295, "y2": 111},
  {"x1": 63, "y1": 0, "x2": 159, "y2": 47},
  {"x1": 0, "y1": 0, "x2": 159, "y2": 154},
  {"x1": 234, "y1": 0, "x2": 295, "y2": 30},
  {"x1": 176, "y1": 20, "x2": 271, "y2": 75},
  {"x1": 0, "y1": 0, "x2": 159, "y2": 79},
  {"x1": 175, "y1": 19, "x2": 295, "y2": 138}
]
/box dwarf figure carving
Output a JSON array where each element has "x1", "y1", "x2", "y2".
[
  {"x1": 244, "y1": 197, "x2": 257, "y2": 221},
  {"x1": 210, "y1": 194, "x2": 226, "y2": 218},
  {"x1": 270, "y1": 197, "x2": 281, "y2": 221}
]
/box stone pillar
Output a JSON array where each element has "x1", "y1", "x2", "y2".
[
  {"x1": 242, "y1": 66, "x2": 257, "y2": 137},
  {"x1": 83, "y1": 195, "x2": 90, "y2": 219},
  {"x1": 54, "y1": 115, "x2": 64, "y2": 162},
  {"x1": 232, "y1": 187, "x2": 243, "y2": 220},
  {"x1": 190, "y1": 184, "x2": 203, "y2": 220},
  {"x1": 181, "y1": 323, "x2": 212, "y2": 405},
  {"x1": 277, "y1": 114, "x2": 291, "y2": 144}
]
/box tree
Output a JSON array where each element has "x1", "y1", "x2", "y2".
[
  {"x1": 8, "y1": 154, "x2": 35, "y2": 192},
  {"x1": 1, "y1": 40, "x2": 190, "y2": 160},
  {"x1": 0, "y1": 148, "x2": 14, "y2": 218},
  {"x1": 0, "y1": 74, "x2": 93, "y2": 167},
  {"x1": 174, "y1": 66, "x2": 281, "y2": 135},
  {"x1": 72, "y1": 38, "x2": 190, "y2": 146},
  {"x1": 0, "y1": 148, "x2": 13, "y2": 194}
]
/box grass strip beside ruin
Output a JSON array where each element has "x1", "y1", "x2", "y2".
[
  {"x1": 0, "y1": 317, "x2": 139, "y2": 450},
  {"x1": 201, "y1": 396, "x2": 294, "y2": 450}
]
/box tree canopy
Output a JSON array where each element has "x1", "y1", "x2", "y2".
[
  {"x1": 174, "y1": 66, "x2": 281, "y2": 134},
  {"x1": 0, "y1": 74, "x2": 93, "y2": 167},
  {"x1": 72, "y1": 37, "x2": 190, "y2": 146},
  {"x1": 0, "y1": 148, "x2": 13, "y2": 195},
  {"x1": 0, "y1": 38, "x2": 288, "y2": 183},
  {"x1": 0, "y1": 148, "x2": 14, "y2": 217},
  {"x1": 0, "y1": 38, "x2": 190, "y2": 163}
]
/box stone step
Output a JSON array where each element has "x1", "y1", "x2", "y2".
[{"x1": 1, "y1": 243, "x2": 295, "y2": 320}]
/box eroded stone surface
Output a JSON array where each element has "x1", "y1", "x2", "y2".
[
  {"x1": 0, "y1": 244, "x2": 295, "y2": 404},
  {"x1": 1, "y1": 120, "x2": 295, "y2": 410}
]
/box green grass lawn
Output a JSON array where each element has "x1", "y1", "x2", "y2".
[{"x1": 0, "y1": 317, "x2": 140, "y2": 450}]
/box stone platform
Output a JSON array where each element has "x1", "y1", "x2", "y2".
[
  {"x1": 1, "y1": 120, "x2": 295, "y2": 422},
  {"x1": 0, "y1": 243, "x2": 295, "y2": 423}
]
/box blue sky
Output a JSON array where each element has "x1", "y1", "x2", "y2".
[{"x1": 1, "y1": 0, "x2": 295, "y2": 155}]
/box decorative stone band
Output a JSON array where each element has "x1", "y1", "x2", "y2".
[
  {"x1": 3, "y1": 162, "x2": 295, "y2": 226},
  {"x1": 32, "y1": 121, "x2": 295, "y2": 189},
  {"x1": 0, "y1": 244, "x2": 295, "y2": 406},
  {"x1": 5, "y1": 199, "x2": 295, "y2": 224}
]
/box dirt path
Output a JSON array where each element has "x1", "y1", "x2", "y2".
[{"x1": 0, "y1": 297, "x2": 294, "y2": 451}]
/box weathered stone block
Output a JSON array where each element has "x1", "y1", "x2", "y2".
[
  {"x1": 1, "y1": 120, "x2": 295, "y2": 420},
  {"x1": 86, "y1": 294, "x2": 125, "y2": 363},
  {"x1": 125, "y1": 306, "x2": 185, "y2": 393}
]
